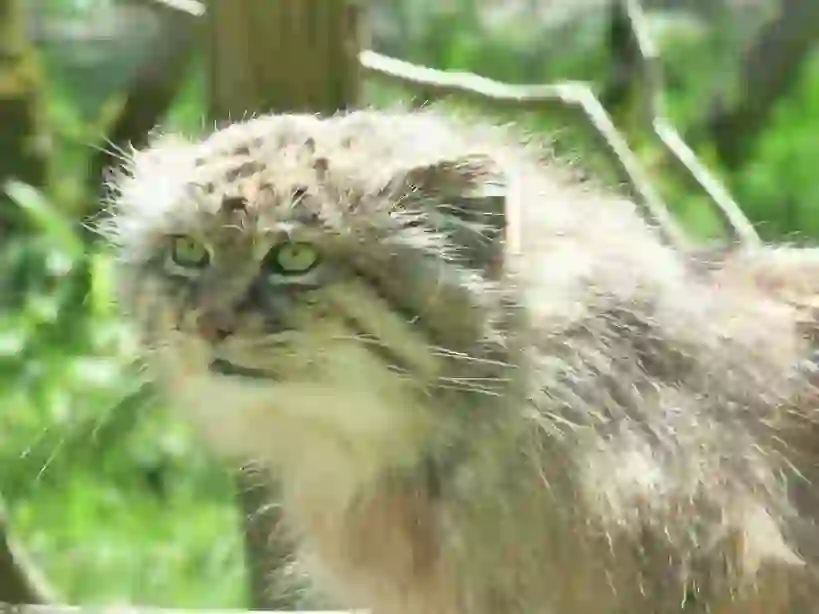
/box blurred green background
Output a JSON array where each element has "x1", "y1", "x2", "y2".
[{"x1": 2, "y1": 0, "x2": 818, "y2": 607}]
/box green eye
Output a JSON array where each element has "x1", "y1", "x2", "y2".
[
  {"x1": 266, "y1": 242, "x2": 320, "y2": 276},
  {"x1": 170, "y1": 235, "x2": 210, "y2": 268}
]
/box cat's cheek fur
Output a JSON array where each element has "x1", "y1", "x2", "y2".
[
  {"x1": 159, "y1": 340, "x2": 439, "y2": 500},
  {"x1": 159, "y1": 370, "x2": 276, "y2": 459}
]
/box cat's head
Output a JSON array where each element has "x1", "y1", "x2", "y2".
[{"x1": 99, "y1": 111, "x2": 514, "y2": 460}]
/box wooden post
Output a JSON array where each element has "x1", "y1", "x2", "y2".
[
  {"x1": 208, "y1": 0, "x2": 361, "y2": 119},
  {"x1": 205, "y1": 0, "x2": 363, "y2": 608}
]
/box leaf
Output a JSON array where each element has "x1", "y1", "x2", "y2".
[{"x1": 3, "y1": 180, "x2": 83, "y2": 254}]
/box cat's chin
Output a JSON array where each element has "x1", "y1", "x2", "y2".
[{"x1": 209, "y1": 357, "x2": 280, "y2": 381}]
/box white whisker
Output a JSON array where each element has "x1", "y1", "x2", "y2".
[
  {"x1": 429, "y1": 346, "x2": 514, "y2": 368},
  {"x1": 437, "y1": 376, "x2": 511, "y2": 384},
  {"x1": 432, "y1": 384, "x2": 504, "y2": 397}
]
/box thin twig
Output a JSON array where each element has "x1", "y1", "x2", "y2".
[
  {"x1": 617, "y1": 0, "x2": 760, "y2": 246},
  {"x1": 359, "y1": 50, "x2": 689, "y2": 249},
  {"x1": 133, "y1": 0, "x2": 758, "y2": 250},
  {"x1": 124, "y1": 2, "x2": 691, "y2": 249}
]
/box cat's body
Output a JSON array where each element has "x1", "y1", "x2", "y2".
[{"x1": 101, "y1": 108, "x2": 819, "y2": 613}]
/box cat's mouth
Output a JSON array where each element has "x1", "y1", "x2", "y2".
[{"x1": 209, "y1": 358, "x2": 279, "y2": 381}]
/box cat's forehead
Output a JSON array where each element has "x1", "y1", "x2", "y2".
[
  {"x1": 187, "y1": 110, "x2": 477, "y2": 182},
  {"x1": 117, "y1": 118, "x2": 323, "y2": 236},
  {"x1": 144, "y1": 115, "x2": 434, "y2": 206},
  {"x1": 111, "y1": 110, "x2": 496, "y2": 256}
]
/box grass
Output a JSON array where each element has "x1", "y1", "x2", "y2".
[{"x1": 0, "y1": 176, "x2": 248, "y2": 606}]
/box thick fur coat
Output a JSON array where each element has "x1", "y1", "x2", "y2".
[{"x1": 101, "y1": 108, "x2": 819, "y2": 613}]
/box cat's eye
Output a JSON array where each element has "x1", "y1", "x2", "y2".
[
  {"x1": 169, "y1": 235, "x2": 211, "y2": 269},
  {"x1": 265, "y1": 242, "x2": 320, "y2": 276}
]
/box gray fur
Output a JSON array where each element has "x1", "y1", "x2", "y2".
[{"x1": 100, "y1": 108, "x2": 819, "y2": 614}]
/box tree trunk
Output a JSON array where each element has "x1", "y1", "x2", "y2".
[
  {"x1": 206, "y1": 0, "x2": 362, "y2": 608},
  {"x1": 208, "y1": 0, "x2": 361, "y2": 119},
  {"x1": 0, "y1": 0, "x2": 48, "y2": 236}
]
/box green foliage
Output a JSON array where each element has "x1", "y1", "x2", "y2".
[
  {"x1": 5, "y1": 0, "x2": 819, "y2": 607},
  {"x1": 731, "y1": 48, "x2": 819, "y2": 241},
  {"x1": 0, "y1": 180, "x2": 244, "y2": 606}
]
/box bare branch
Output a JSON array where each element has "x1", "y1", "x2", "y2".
[
  {"x1": 106, "y1": 0, "x2": 767, "y2": 252},
  {"x1": 608, "y1": 0, "x2": 761, "y2": 247},
  {"x1": 360, "y1": 50, "x2": 690, "y2": 250},
  {"x1": 117, "y1": 1, "x2": 691, "y2": 250}
]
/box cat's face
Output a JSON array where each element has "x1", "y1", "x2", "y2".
[{"x1": 103, "y1": 112, "x2": 511, "y2": 463}]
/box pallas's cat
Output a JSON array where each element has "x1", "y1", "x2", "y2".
[{"x1": 100, "y1": 109, "x2": 819, "y2": 613}]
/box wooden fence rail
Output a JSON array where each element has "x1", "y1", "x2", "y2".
[{"x1": 0, "y1": 607, "x2": 353, "y2": 614}]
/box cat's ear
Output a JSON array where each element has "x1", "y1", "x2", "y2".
[{"x1": 401, "y1": 154, "x2": 508, "y2": 276}]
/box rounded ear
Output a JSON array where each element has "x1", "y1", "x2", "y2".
[{"x1": 400, "y1": 154, "x2": 508, "y2": 277}]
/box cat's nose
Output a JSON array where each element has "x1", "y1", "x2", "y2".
[{"x1": 197, "y1": 309, "x2": 237, "y2": 343}]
